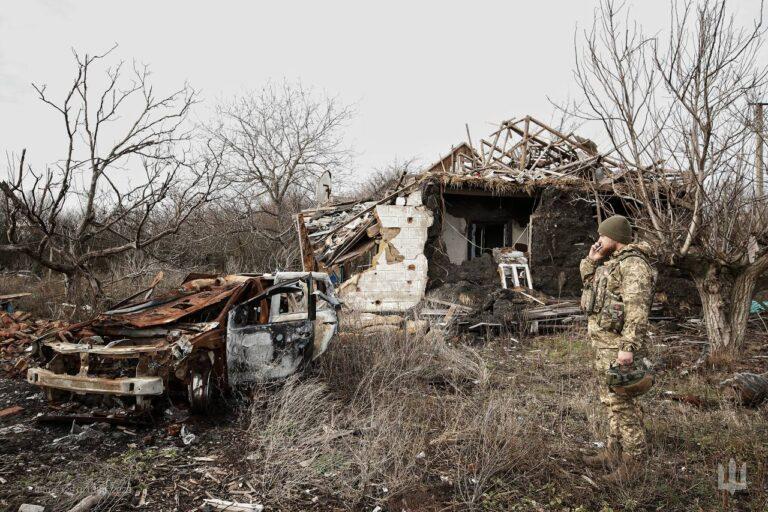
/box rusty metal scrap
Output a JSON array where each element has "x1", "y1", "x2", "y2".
[
  {"x1": 0, "y1": 310, "x2": 67, "y2": 376},
  {"x1": 26, "y1": 272, "x2": 340, "y2": 413},
  {"x1": 26, "y1": 274, "x2": 264, "y2": 410}
]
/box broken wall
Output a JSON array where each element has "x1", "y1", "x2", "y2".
[
  {"x1": 440, "y1": 194, "x2": 534, "y2": 265},
  {"x1": 529, "y1": 189, "x2": 596, "y2": 297},
  {"x1": 529, "y1": 189, "x2": 700, "y2": 312},
  {"x1": 337, "y1": 191, "x2": 434, "y2": 312},
  {"x1": 442, "y1": 213, "x2": 467, "y2": 265}
]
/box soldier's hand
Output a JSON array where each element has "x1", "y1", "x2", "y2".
[
  {"x1": 588, "y1": 241, "x2": 605, "y2": 261},
  {"x1": 617, "y1": 351, "x2": 634, "y2": 366}
]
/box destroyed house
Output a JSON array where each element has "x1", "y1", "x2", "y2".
[{"x1": 296, "y1": 116, "x2": 689, "y2": 315}]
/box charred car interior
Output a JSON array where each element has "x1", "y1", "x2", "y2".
[{"x1": 26, "y1": 272, "x2": 340, "y2": 413}]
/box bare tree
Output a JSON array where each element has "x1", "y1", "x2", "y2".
[
  {"x1": 570, "y1": 0, "x2": 768, "y2": 354},
  {"x1": 354, "y1": 157, "x2": 418, "y2": 200},
  {"x1": 208, "y1": 81, "x2": 354, "y2": 269},
  {"x1": 0, "y1": 49, "x2": 223, "y2": 302}
]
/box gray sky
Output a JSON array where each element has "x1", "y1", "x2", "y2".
[{"x1": 0, "y1": 0, "x2": 763, "y2": 182}]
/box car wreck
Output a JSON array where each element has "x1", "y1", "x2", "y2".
[{"x1": 26, "y1": 272, "x2": 339, "y2": 412}]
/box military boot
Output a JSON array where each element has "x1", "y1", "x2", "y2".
[
  {"x1": 601, "y1": 454, "x2": 642, "y2": 483},
  {"x1": 582, "y1": 443, "x2": 622, "y2": 469}
]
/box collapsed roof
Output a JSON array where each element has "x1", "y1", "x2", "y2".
[{"x1": 297, "y1": 115, "x2": 625, "y2": 272}]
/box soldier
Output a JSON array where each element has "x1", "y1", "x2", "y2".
[{"x1": 579, "y1": 215, "x2": 657, "y2": 482}]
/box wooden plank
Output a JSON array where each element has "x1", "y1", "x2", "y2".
[
  {"x1": 419, "y1": 309, "x2": 450, "y2": 316},
  {"x1": 520, "y1": 116, "x2": 530, "y2": 170},
  {"x1": 442, "y1": 305, "x2": 459, "y2": 325},
  {"x1": 425, "y1": 298, "x2": 473, "y2": 311},
  {"x1": 468, "y1": 322, "x2": 502, "y2": 331},
  {"x1": 0, "y1": 405, "x2": 23, "y2": 418},
  {"x1": 517, "y1": 291, "x2": 545, "y2": 305},
  {"x1": 0, "y1": 293, "x2": 32, "y2": 301},
  {"x1": 203, "y1": 499, "x2": 264, "y2": 512},
  {"x1": 295, "y1": 214, "x2": 316, "y2": 272}
]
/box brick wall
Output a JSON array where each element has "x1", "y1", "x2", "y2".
[{"x1": 338, "y1": 191, "x2": 433, "y2": 312}]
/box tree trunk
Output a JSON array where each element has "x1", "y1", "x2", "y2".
[
  {"x1": 64, "y1": 269, "x2": 103, "y2": 307},
  {"x1": 692, "y1": 264, "x2": 734, "y2": 354},
  {"x1": 729, "y1": 267, "x2": 759, "y2": 351},
  {"x1": 64, "y1": 272, "x2": 84, "y2": 304},
  {"x1": 691, "y1": 262, "x2": 760, "y2": 356}
]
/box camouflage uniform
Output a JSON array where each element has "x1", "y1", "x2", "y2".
[{"x1": 580, "y1": 242, "x2": 656, "y2": 458}]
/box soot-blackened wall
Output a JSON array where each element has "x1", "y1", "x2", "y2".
[{"x1": 530, "y1": 189, "x2": 597, "y2": 298}]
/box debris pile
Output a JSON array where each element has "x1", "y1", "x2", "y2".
[
  {"x1": 301, "y1": 200, "x2": 378, "y2": 268},
  {"x1": 423, "y1": 116, "x2": 615, "y2": 187},
  {"x1": 474, "y1": 287, "x2": 583, "y2": 334},
  {"x1": 420, "y1": 282, "x2": 583, "y2": 337},
  {"x1": 0, "y1": 311, "x2": 66, "y2": 376},
  {"x1": 720, "y1": 372, "x2": 768, "y2": 407}
]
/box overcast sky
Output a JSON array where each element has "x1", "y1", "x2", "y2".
[{"x1": 0, "y1": 0, "x2": 764, "y2": 184}]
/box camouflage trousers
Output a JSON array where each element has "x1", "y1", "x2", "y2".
[{"x1": 593, "y1": 347, "x2": 647, "y2": 458}]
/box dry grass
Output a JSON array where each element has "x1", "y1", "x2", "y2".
[
  {"x1": 0, "y1": 262, "x2": 202, "y2": 321},
  {"x1": 5, "y1": 295, "x2": 767, "y2": 510},
  {"x1": 32, "y1": 455, "x2": 134, "y2": 511},
  {"x1": 248, "y1": 377, "x2": 350, "y2": 502},
  {"x1": 242, "y1": 327, "x2": 553, "y2": 510},
  {"x1": 242, "y1": 323, "x2": 768, "y2": 511}
]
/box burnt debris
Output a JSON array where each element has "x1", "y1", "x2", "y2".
[{"x1": 24, "y1": 272, "x2": 340, "y2": 413}]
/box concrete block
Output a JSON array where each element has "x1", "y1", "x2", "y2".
[{"x1": 18, "y1": 505, "x2": 45, "y2": 512}]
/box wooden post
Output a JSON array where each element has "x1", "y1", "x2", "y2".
[
  {"x1": 295, "y1": 214, "x2": 315, "y2": 272},
  {"x1": 756, "y1": 103, "x2": 765, "y2": 198},
  {"x1": 465, "y1": 124, "x2": 475, "y2": 154},
  {"x1": 527, "y1": 214, "x2": 534, "y2": 262},
  {"x1": 520, "y1": 117, "x2": 530, "y2": 170}
]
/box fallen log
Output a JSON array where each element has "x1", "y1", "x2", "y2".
[
  {"x1": 67, "y1": 487, "x2": 108, "y2": 512},
  {"x1": 719, "y1": 372, "x2": 768, "y2": 406}
]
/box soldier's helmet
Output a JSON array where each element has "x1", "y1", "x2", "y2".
[{"x1": 606, "y1": 360, "x2": 654, "y2": 397}]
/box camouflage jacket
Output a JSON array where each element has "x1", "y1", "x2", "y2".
[{"x1": 579, "y1": 242, "x2": 657, "y2": 352}]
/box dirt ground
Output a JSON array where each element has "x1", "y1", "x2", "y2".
[{"x1": 1, "y1": 323, "x2": 767, "y2": 511}]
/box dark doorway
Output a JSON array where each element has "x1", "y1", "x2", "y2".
[{"x1": 468, "y1": 222, "x2": 505, "y2": 259}]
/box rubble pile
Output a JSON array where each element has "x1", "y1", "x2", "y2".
[
  {"x1": 422, "y1": 281, "x2": 582, "y2": 336},
  {"x1": 426, "y1": 254, "x2": 501, "y2": 302},
  {"x1": 301, "y1": 200, "x2": 378, "y2": 267},
  {"x1": 0, "y1": 311, "x2": 66, "y2": 376},
  {"x1": 473, "y1": 287, "x2": 583, "y2": 333},
  {"x1": 720, "y1": 372, "x2": 768, "y2": 406}
]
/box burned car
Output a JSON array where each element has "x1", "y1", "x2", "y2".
[{"x1": 26, "y1": 272, "x2": 339, "y2": 412}]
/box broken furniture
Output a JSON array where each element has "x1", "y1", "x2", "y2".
[{"x1": 499, "y1": 263, "x2": 533, "y2": 289}]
